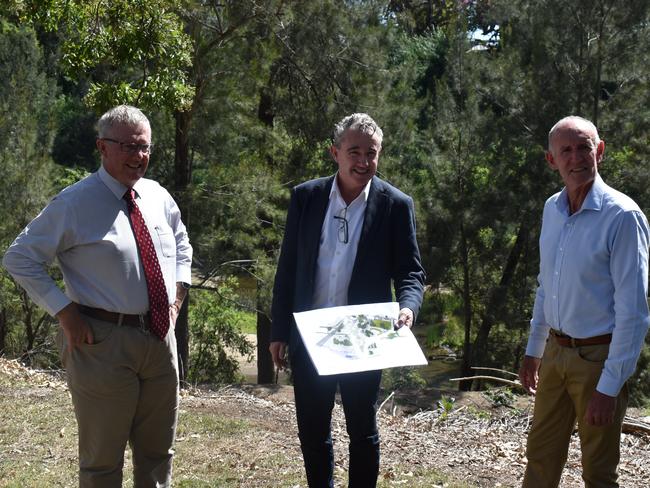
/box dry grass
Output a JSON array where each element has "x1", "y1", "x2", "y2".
[
  {"x1": 0, "y1": 360, "x2": 459, "y2": 487},
  {"x1": 2, "y1": 358, "x2": 649, "y2": 487}
]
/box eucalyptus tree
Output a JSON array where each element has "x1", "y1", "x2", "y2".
[
  {"x1": 3, "y1": 0, "x2": 199, "y2": 374},
  {"x1": 455, "y1": 0, "x2": 650, "y2": 388},
  {"x1": 0, "y1": 19, "x2": 60, "y2": 360}
]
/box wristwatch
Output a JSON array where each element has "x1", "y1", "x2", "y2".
[{"x1": 180, "y1": 282, "x2": 191, "y2": 289}]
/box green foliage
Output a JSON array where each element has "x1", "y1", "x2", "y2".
[
  {"x1": 190, "y1": 158, "x2": 287, "y2": 274},
  {"x1": 482, "y1": 387, "x2": 516, "y2": 408},
  {"x1": 51, "y1": 97, "x2": 99, "y2": 170},
  {"x1": 418, "y1": 290, "x2": 466, "y2": 351},
  {"x1": 0, "y1": 19, "x2": 60, "y2": 358},
  {"x1": 187, "y1": 284, "x2": 254, "y2": 385},
  {"x1": 627, "y1": 342, "x2": 650, "y2": 408},
  {"x1": 382, "y1": 366, "x2": 427, "y2": 391},
  {"x1": 17, "y1": 0, "x2": 195, "y2": 113},
  {"x1": 2, "y1": 0, "x2": 650, "y2": 405},
  {"x1": 235, "y1": 310, "x2": 257, "y2": 335},
  {"x1": 436, "y1": 395, "x2": 456, "y2": 420},
  {"x1": 52, "y1": 166, "x2": 91, "y2": 192}
]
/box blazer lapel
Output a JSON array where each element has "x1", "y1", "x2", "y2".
[{"x1": 305, "y1": 176, "x2": 334, "y2": 287}]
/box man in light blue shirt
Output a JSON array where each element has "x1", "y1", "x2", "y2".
[
  {"x1": 3, "y1": 105, "x2": 192, "y2": 487},
  {"x1": 519, "y1": 116, "x2": 649, "y2": 487}
]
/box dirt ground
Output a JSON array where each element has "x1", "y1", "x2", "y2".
[
  {"x1": 180, "y1": 382, "x2": 650, "y2": 487},
  {"x1": 232, "y1": 334, "x2": 650, "y2": 487},
  {"x1": 2, "y1": 352, "x2": 649, "y2": 487}
]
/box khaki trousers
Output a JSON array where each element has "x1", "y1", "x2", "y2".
[
  {"x1": 523, "y1": 338, "x2": 628, "y2": 488},
  {"x1": 57, "y1": 315, "x2": 179, "y2": 488}
]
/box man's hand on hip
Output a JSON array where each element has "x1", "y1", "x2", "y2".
[
  {"x1": 518, "y1": 355, "x2": 542, "y2": 395},
  {"x1": 269, "y1": 341, "x2": 288, "y2": 370},
  {"x1": 584, "y1": 390, "x2": 616, "y2": 426},
  {"x1": 56, "y1": 302, "x2": 94, "y2": 350}
]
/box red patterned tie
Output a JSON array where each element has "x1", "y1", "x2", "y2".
[{"x1": 124, "y1": 189, "x2": 170, "y2": 340}]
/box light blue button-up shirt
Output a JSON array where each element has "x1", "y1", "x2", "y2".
[
  {"x1": 526, "y1": 174, "x2": 650, "y2": 396},
  {"x1": 3, "y1": 165, "x2": 192, "y2": 317}
]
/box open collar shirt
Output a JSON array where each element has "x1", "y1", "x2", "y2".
[
  {"x1": 311, "y1": 175, "x2": 371, "y2": 309},
  {"x1": 3, "y1": 165, "x2": 192, "y2": 316},
  {"x1": 526, "y1": 174, "x2": 650, "y2": 396}
]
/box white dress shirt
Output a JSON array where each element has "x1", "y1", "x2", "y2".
[
  {"x1": 3, "y1": 165, "x2": 192, "y2": 316},
  {"x1": 526, "y1": 174, "x2": 650, "y2": 396},
  {"x1": 311, "y1": 176, "x2": 371, "y2": 309}
]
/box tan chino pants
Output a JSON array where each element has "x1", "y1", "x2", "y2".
[
  {"x1": 57, "y1": 315, "x2": 179, "y2": 488},
  {"x1": 523, "y1": 338, "x2": 628, "y2": 488}
]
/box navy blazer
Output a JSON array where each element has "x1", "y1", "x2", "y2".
[{"x1": 271, "y1": 175, "x2": 425, "y2": 352}]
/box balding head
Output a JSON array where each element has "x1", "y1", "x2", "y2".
[{"x1": 548, "y1": 116, "x2": 600, "y2": 151}]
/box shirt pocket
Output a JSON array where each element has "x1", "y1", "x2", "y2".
[{"x1": 154, "y1": 225, "x2": 176, "y2": 258}]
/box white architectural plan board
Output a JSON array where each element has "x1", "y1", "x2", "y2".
[{"x1": 294, "y1": 302, "x2": 428, "y2": 376}]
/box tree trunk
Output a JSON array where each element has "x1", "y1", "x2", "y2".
[
  {"x1": 592, "y1": 10, "x2": 606, "y2": 127},
  {"x1": 256, "y1": 307, "x2": 275, "y2": 383},
  {"x1": 0, "y1": 306, "x2": 7, "y2": 354},
  {"x1": 576, "y1": 25, "x2": 585, "y2": 114},
  {"x1": 469, "y1": 220, "x2": 530, "y2": 387},
  {"x1": 255, "y1": 84, "x2": 276, "y2": 384},
  {"x1": 20, "y1": 290, "x2": 35, "y2": 354},
  {"x1": 173, "y1": 109, "x2": 193, "y2": 384},
  {"x1": 176, "y1": 295, "x2": 190, "y2": 384},
  {"x1": 458, "y1": 221, "x2": 473, "y2": 391}
]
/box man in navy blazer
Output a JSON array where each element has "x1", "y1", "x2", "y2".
[{"x1": 270, "y1": 113, "x2": 425, "y2": 487}]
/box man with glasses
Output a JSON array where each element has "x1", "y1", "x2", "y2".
[
  {"x1": 270, "y1": 113, "x2": 425, "y2": 487},
  {"x1": 3, "y1": 104, "x2": 192, "y2": 487}
]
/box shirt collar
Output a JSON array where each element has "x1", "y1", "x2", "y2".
[
  {"x1": 329, "y1": 173, "x2": 372, "y2": 206},
  {"x1": 98, "y1": 165, "x2": 143, "y2": 200},
  {"x1": 556, "y1": 173, "x2": 605, "y2": 215}
]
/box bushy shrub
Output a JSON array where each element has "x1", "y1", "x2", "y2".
[
  {"x1": 382, "y1": 366, "x2": 427, "y2": 391},
  {"x1": 187, "y1": 280, "x2": 254, "y2": 385}
]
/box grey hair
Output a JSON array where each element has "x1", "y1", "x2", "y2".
[
  {"x1": 332, "y1": 113, "x2": 383, "y2": 147},
  {"x1": 548, "y1": 115, "x2": 600, "y2": 149},
  {"x1": 96, "y1": 105, "x2": 150, "y2": 138}
]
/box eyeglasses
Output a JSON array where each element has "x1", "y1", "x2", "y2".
[
  {"x1": 333, "y1": 207, "x2": 349, "y2": 244},
  {"x1": 102, "y1": 138, "x2": 154, "y2": 155}
]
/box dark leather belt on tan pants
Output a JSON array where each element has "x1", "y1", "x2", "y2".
[
  {"x1": 78, "y1": 304, "x2": 151, "y2": 329},
  {"x1": 549, "y1": 328, "x2": 612, "y2": 348}
]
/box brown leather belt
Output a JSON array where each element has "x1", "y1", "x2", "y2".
[
  {"x1": 79, "y1": 305, "x2": 151, "y2": 329},
  {"x1": 550, "y1": 329, "x2": 612, "y2": 348}
]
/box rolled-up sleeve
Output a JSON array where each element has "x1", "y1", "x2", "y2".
[{"x1": 167, "y1": 193, "x2": 192, "y2": 284}]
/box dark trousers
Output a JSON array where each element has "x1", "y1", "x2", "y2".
[{"x1": 291, "y1": 349, "x2": 382, "y2": 488}]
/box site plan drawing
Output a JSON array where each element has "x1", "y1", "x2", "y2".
[{"x1": 294, "y1": 302, "x2": 428, "y2": 375}]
